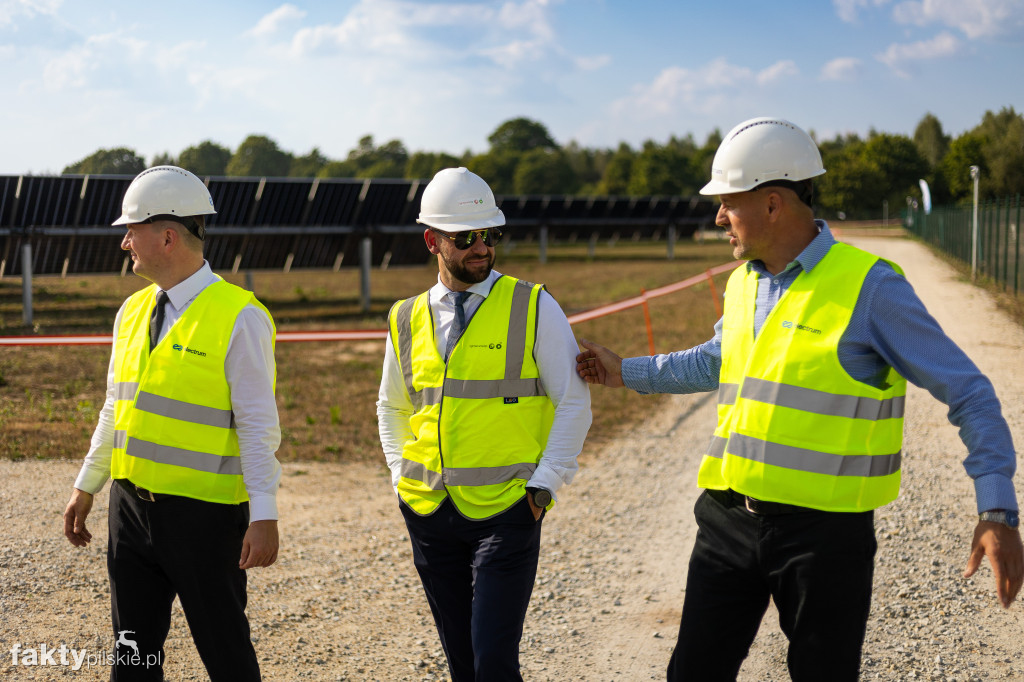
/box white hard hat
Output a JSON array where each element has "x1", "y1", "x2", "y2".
[
  {"x1": 112, "y1": 166, "x2": 216, "y2": 227},
  {"x1": 416, "y1": 167, "x2": 505, "y2": 233},
  {"x1": 700, "y1": 117, "x2": 825, "y2": 196}
]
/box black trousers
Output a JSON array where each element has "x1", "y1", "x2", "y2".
[
  {"x1": 668, "y1": 489, "x2": 877, "y2": 682},
  {"x1": 107, "y1": 479, "x2": 260, "y2": 681},
  {"x1": 401, "y1": 496, "x2": 544, "y2": 682}
]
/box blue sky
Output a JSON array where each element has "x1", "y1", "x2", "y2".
[{"x1": 2, "y1": 0, "x2": 1022, "y2": 175}]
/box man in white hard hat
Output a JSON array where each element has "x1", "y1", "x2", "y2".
[
  {"x1": 377, "y1": 167, "x2": 591, "y2": 681},
  {"x1": 576, "y1": 118, "x2": 1022, "y2": 680},
  {"x1": 62, "y1": 166, "x2": 281, "y2": 681}
]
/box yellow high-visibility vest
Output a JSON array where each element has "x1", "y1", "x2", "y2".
[
  {"x1": 111, "y1": 279, "x2": 276, "y2": 504},
  {"x1": 698, "y1": 243, "x2": 907, "y2": 512},
  {"x1": 389, "y1": 276, "x2": 554, "y2": 519}
]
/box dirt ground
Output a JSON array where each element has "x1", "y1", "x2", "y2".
[{"x1": 2, "y1": 232, "x2": 1023, "y2": 680}]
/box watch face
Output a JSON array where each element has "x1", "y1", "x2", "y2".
[{"x1": 532, "y1": 490, "x2": 551, "y2": 507}]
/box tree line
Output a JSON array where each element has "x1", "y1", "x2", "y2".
[{"x1": 62, "y1": 109, "x2": 1023, "y2": 220}]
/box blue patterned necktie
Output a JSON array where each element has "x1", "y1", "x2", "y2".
[{"x1": 445, "y1": 291, "x2": 470, "y2": 360}]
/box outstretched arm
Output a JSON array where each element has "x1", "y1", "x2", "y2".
[{"x1": 575, "y1": 339, "x2": 624, "y2": 388}]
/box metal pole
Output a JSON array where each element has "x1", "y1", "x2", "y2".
[
  {"x1": 538, "y1": 225, "x2": 548, "y2": 265},
  {"x1": 971, "y1": 165, "x2": 980, "y2": 281},
  {"x1": 21, "y1": 242, "x2": 33, "y2": 327},
  {"x1": 883, "y1": 200, "x2": 888, "y2": 227},
  {"x1": 360, "y1": 236, "x2": 372, "y2": 313},
  {"x1": 667, "y1": 224, "x2": 676, "y2": 261}
]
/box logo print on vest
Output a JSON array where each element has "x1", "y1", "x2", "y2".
[{"x1": 172, "y1": 343, "x2": 207, "y2": 357}]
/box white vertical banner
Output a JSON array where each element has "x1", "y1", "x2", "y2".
[{"x1": 918, "y1": 179, "x2": 932, "y2": 215}]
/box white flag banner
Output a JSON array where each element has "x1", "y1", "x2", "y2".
[{"x1": 919, "y1": 179, "x2": 932, "y2": 215}]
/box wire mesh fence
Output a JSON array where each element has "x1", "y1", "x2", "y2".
[{"x1": 904, "y1": 195, "x2": 1022, "y2": 296}]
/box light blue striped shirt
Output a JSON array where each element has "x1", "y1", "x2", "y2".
[{"x1": 621, "y1": 221, "x2": 1017, "y2": 513}]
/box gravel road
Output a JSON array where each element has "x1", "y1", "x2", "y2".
[{"x1": 2, "y1": 233, "x2": 1022, "y2": 681}]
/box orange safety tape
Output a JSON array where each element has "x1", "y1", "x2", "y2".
[{"x1": 0, "y1": 261, "x2": 741, "y2": 347}]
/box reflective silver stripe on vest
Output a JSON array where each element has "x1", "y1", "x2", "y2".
[
  {"x1": 443, "y1": 462, "x2": 537, "y2": 487},
  {"x1": 706, "y1": 435, "x2": 727, "y2": 459},
  {"x1": 135, "y1": 391, "x2": 236, "y2": 429},
  {"x1": 504, "y1": 281, "x2": 533, "y2": 378},
  {"x1": 718, "y1": 383, "x2": 739, "y2": 406},
  {"x1": 443, "y1": 378, "x2": 546, "y2": 399},
  {"x1": 115, "y1": 382, "x2": 139, "y2": 401},
  {"x1": 420, "y1": 386, "x2": 443, "y2": 406},
  {"x1": 126, "y1": 437, "x2": 243, "y2": 476},
  {"x1": 396, "y1": 297, "x2": 430, "y2": 409},
  {"x1": 400, "y1": 459, "x2": 445, "y2": 490},
  {"x1": 400, "y1": 459, "x2": 538, "y2": 488},
  {"x1": 395, "y1": 280, "x2": 543, "y2": 408},
  {"x1": 741, "y1": 377, "x2": 905, "y2": 420},
  {"x1": 114, "y1": 429, "x2": 128, "y2": 449},
  {"x1": 708, "y1": 432, "x2": 901, "y2": 477}
]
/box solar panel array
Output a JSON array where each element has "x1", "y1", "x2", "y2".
[{"x1": 0, "y1": 175, "x2": 718, "y2": 277}]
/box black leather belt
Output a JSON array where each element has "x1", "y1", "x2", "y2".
[
  {"x1": 116, "y1": 477, "x2": 173, "y2": 502},
  {"x1": 707, "y1": 488, "x2": 814, "y2": 515}
]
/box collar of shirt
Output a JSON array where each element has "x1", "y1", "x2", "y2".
[
  {"x1": 427, "y1": 269, "x2": 501, "y2": 357},
  {"x1": 428, "y1": 269, "x2": 502, "y2": 310},
  {"x1": 159, "y1": 261, "x2": 218, "y2": 314},
  {"x1": 746, "y1": 219, "x2": 835, "y2": 280}
]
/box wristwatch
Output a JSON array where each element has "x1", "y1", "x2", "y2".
[
  {"x1": 979, "y1": 509, "x2": 1020, "y2": 528},
  {"x1": 526, "y1": 487, "x2": 552, "y2": 508}
]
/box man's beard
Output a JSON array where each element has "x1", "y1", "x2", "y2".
[{"x1": 441, "y1": 249, "x2": 494, "y2": 285}]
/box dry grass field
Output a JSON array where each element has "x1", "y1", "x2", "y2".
[{"x1": 0, "y1": 239, "x2": 735, "y2": 464}]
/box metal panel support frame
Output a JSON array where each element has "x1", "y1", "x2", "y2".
[
  {"x1": 22, "y1": 242, "x2": 33, "y2": 326},
  {"x1": 360, "y1": 236, "x2": 372, "y2": 313}
]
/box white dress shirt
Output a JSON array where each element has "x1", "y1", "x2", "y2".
[
  {"x1": 73, "y1": 262, "x2": 283, "y2": 521},
  {"x1": 377, "y1": 269, "x2": 592, "y2": 498}
]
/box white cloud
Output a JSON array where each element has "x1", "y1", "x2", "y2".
[
  {"x1": 481, "y1": 39, "x2": 545, "y2": 68},
  {"x1": 820, "y1": 56, "x2": 863, "y2": 80},
  {"x1": 0, "y1": 0, "x2": 62, "y2": 27},
  {"x1": 611, "y1": 58, "x2": 798, "y2": 120},
  {"x1": 892, "y1": 0, "x2": 1024, "y2": 40},
  {"x1": 40, "y1": 32, "x2": 147, "y2": 91},
  {"x1": 575, "y1": 54, "x2": 611, "y2": 71},
  {"x1": 247, "y1": 4, "x2": 306, "y2": 39},
  {"x1": 757, "y1": 60, "x2": 798, "y2": 84},
  {"x1": 288, "y1": 1, "x2": 492, "y2": 57},
  {"x1": 41, "y1": 43, "x2": 88, "y2": 89},
  {"x1": 833, "y1": 0, "x2": 892, "y2": 23},
  {"x1": 498, "y1": 0, "x2": 555, "y2": 40},
  {"x1": 876, "y1": 30, "x2": 962, "y2": 77},
  {"x1": 273, "y1": 0, "x2": 599, "y2": 75}
]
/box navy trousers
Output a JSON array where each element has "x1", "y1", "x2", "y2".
[
  {"x1": 107, "y1": 479, "x2": 260, "y2": 681},
  {"x1": 401, "y1": 496, "x2": 543, "y2": 682},
  {"x1": 668, "y1": 489, "x2": 877, "y2": 682}
]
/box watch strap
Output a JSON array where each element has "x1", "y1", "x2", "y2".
[{"x1": 979, "y1": 510, "x2": 1020, "y2": 528}]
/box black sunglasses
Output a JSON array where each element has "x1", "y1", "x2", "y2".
[{"x1": 431, "y1": 227, "x2": 502, "y2": 249}]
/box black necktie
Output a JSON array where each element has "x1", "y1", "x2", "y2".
[
  {"x1": 445, "y1": 291, "x2": 470, "y2": 360},
  {"x1": 149, "y1": 291, "x2": 168, "y2": 353}
]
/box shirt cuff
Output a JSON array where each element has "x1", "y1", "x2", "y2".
[
  {"x1": 74, "y1": 468, "x2": 109, "y2": 495},
  {"x1": 973, "y1": 473, "x2": 1018, "y2": 514},
  {"x1": 621, "y1": 357, "x2": 655, "y2": 394},
  {"x1": 248, "y1": 493, "x2": 279, "y2": 522},
  {"x1": 527, "y1": 465, "x2": 566, "y2": 501}
]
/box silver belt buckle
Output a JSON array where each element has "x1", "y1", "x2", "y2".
[{"x1": 744, "y1": 496, "x2": 756, "y2": 513}]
